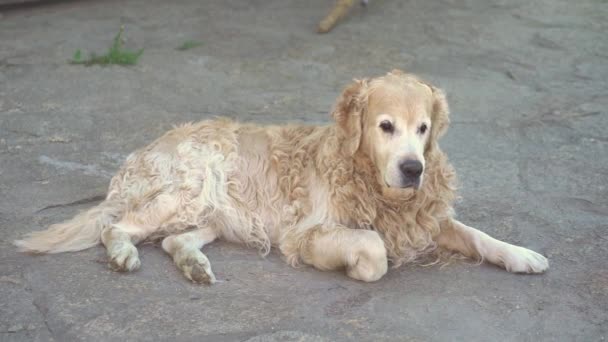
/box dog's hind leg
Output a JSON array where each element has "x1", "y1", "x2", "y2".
[
  {"x1": 161, "y1": 228, "x2": 218, "y2": 284},
  {"x1": 101, "y1": 194, "x2": 179, "y2": 272},
  {"x1": 101, "y1": 221, "x2": 146, "y2": 272}
]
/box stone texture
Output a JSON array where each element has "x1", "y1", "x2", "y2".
[{"x1": 0, "y1": 0, "x2": 606, "y2": 341}]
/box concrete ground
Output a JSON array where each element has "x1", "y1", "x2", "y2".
[{"x1": 1, "y1": 0, "x2": 607, "y2": 341}]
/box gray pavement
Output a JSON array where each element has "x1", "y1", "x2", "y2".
[{"x1": 1, "y1": 0, "x2": 607, "y2": 341}]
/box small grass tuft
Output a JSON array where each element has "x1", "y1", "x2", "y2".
[
  {"x1": 72, "y1": 49, "x2": 82, "y2": 62},
  {"x1": 70, "y1": 27, "x2": 143, "y2": 66},
  {"x1": 176, "y1": 40, "x2": 203, "y2": 51}
]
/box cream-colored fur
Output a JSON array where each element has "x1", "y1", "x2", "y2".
[{"x1": 15, "y1": 70, "x2": 548, "y2": 283}]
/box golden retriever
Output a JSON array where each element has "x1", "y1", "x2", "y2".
[{"x1": 15, "y1": 70, "x2": 549, "y2": 284}]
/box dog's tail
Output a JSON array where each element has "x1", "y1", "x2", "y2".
[{"x1": 14, "y1": 199, "x2": 123, "y2": 254}]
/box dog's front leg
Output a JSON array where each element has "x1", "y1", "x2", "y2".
[
  {"x1": 436, "y1": 219, "x2": 549, "y2": 273},
  {"x1": 294, "y1": 225, "x2": 388, "y2": 282}
]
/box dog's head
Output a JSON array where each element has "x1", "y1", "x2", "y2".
[{"x1": 332, "y1": 69, "x2": 449, "y2": 190}]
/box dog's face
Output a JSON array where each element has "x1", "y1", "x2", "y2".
[
  {"x1": 362, "y1": 75, "x2": 434, "y2": 189},
  {"x1": 333, "y1": 70, "x2": 449, "y2": 190}
]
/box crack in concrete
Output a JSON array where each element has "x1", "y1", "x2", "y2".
[
  {"x1": 20, "y1": 268, "x2": 56, "y2": 341},
  {"x1": 31, "y1": 298, "x2": 54, "y2": 339},
  {"x1": 7, "y1": 129, "x2": 41, "y2": 138},
  {"x1": 514, "y1": 125, "x2": 532, "y2": 193},
  {"x1": 35, "y1": 194, "x2": 106, "y2": 213}
]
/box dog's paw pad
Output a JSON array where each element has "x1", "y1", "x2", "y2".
[
  {"x1": 176, "y1": 250, "x2": 216, "y2": 284},
  {"x1": 504, "y1": 246, "x2": 549, "y2": 274},
  {"x1": 108, "y1": 242, "x2": 140, "y2": 272},
  {"x1": 189, "y1": 263, "x2": 215, "y2": 284}
]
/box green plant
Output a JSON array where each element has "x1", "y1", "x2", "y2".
[
  {"x1": 70, "y1": 27, "x2": 143, "y2": 66},
  {"x1": 176, "y1": 40, "x2": 203, "y2": 51}
]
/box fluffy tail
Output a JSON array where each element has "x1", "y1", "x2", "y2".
[{"x1": 14, "y1": 199, "x2": 123, "y2": 254}]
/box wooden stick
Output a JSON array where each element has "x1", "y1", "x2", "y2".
[{"x1": 317, "y1": 0, "x2": 356, "y2": 34}]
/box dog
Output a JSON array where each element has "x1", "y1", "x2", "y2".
[{"x1": 15, "y1": 70, "x2": 549, "y2": 284}]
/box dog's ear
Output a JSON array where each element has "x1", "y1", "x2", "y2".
[
  {"x1": 332, "y1": 79, "x2": 368, "y2": 156},
  {"x1": 427, "y1": 85, "x2": 450, "y2": 150}
]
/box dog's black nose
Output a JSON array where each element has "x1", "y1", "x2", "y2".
[{"x1": 399, "y1": 160, "x2": 423, "y2": 179}]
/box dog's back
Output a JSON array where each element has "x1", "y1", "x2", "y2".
[{"x1": 14, "y1": 119, "x2": 331, "y2": 255}]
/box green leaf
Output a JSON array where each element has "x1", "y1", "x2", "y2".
[{"x1": 69, "y1": 27, "x2": 143, "y2": 67}]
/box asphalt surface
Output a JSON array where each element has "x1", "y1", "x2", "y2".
[{"x1": 1, "y1": 0, "x2": 607, "y2": 341}]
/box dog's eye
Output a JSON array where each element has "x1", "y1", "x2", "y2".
[
  {"x1": 379, "y1": 120, "x2": 394, "y2": 134},
  {"x1": 418, "y1": 123, "x2": 428, "y2": 135}
]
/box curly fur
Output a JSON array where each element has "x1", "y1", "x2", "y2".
[{"x1": 15, "y1": 70, "x2": 549, "y2": 282}]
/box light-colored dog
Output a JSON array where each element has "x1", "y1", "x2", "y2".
[{"x1": 15, "y1": 70, "x2": 548, "y2": 284}]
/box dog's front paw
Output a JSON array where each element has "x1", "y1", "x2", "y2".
[
  {"x1": 346, "y1": 231, "x2": 388, "y2": 282},
  {"x1": 108, "y1": 242, "x2": 141, "y2": 272},
  {"x1": 174, "y1": 248, "x2": 216, "y2": 284},
  {"x1": 502, "y1": 245, "x2": 549, "y2": 274}
]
